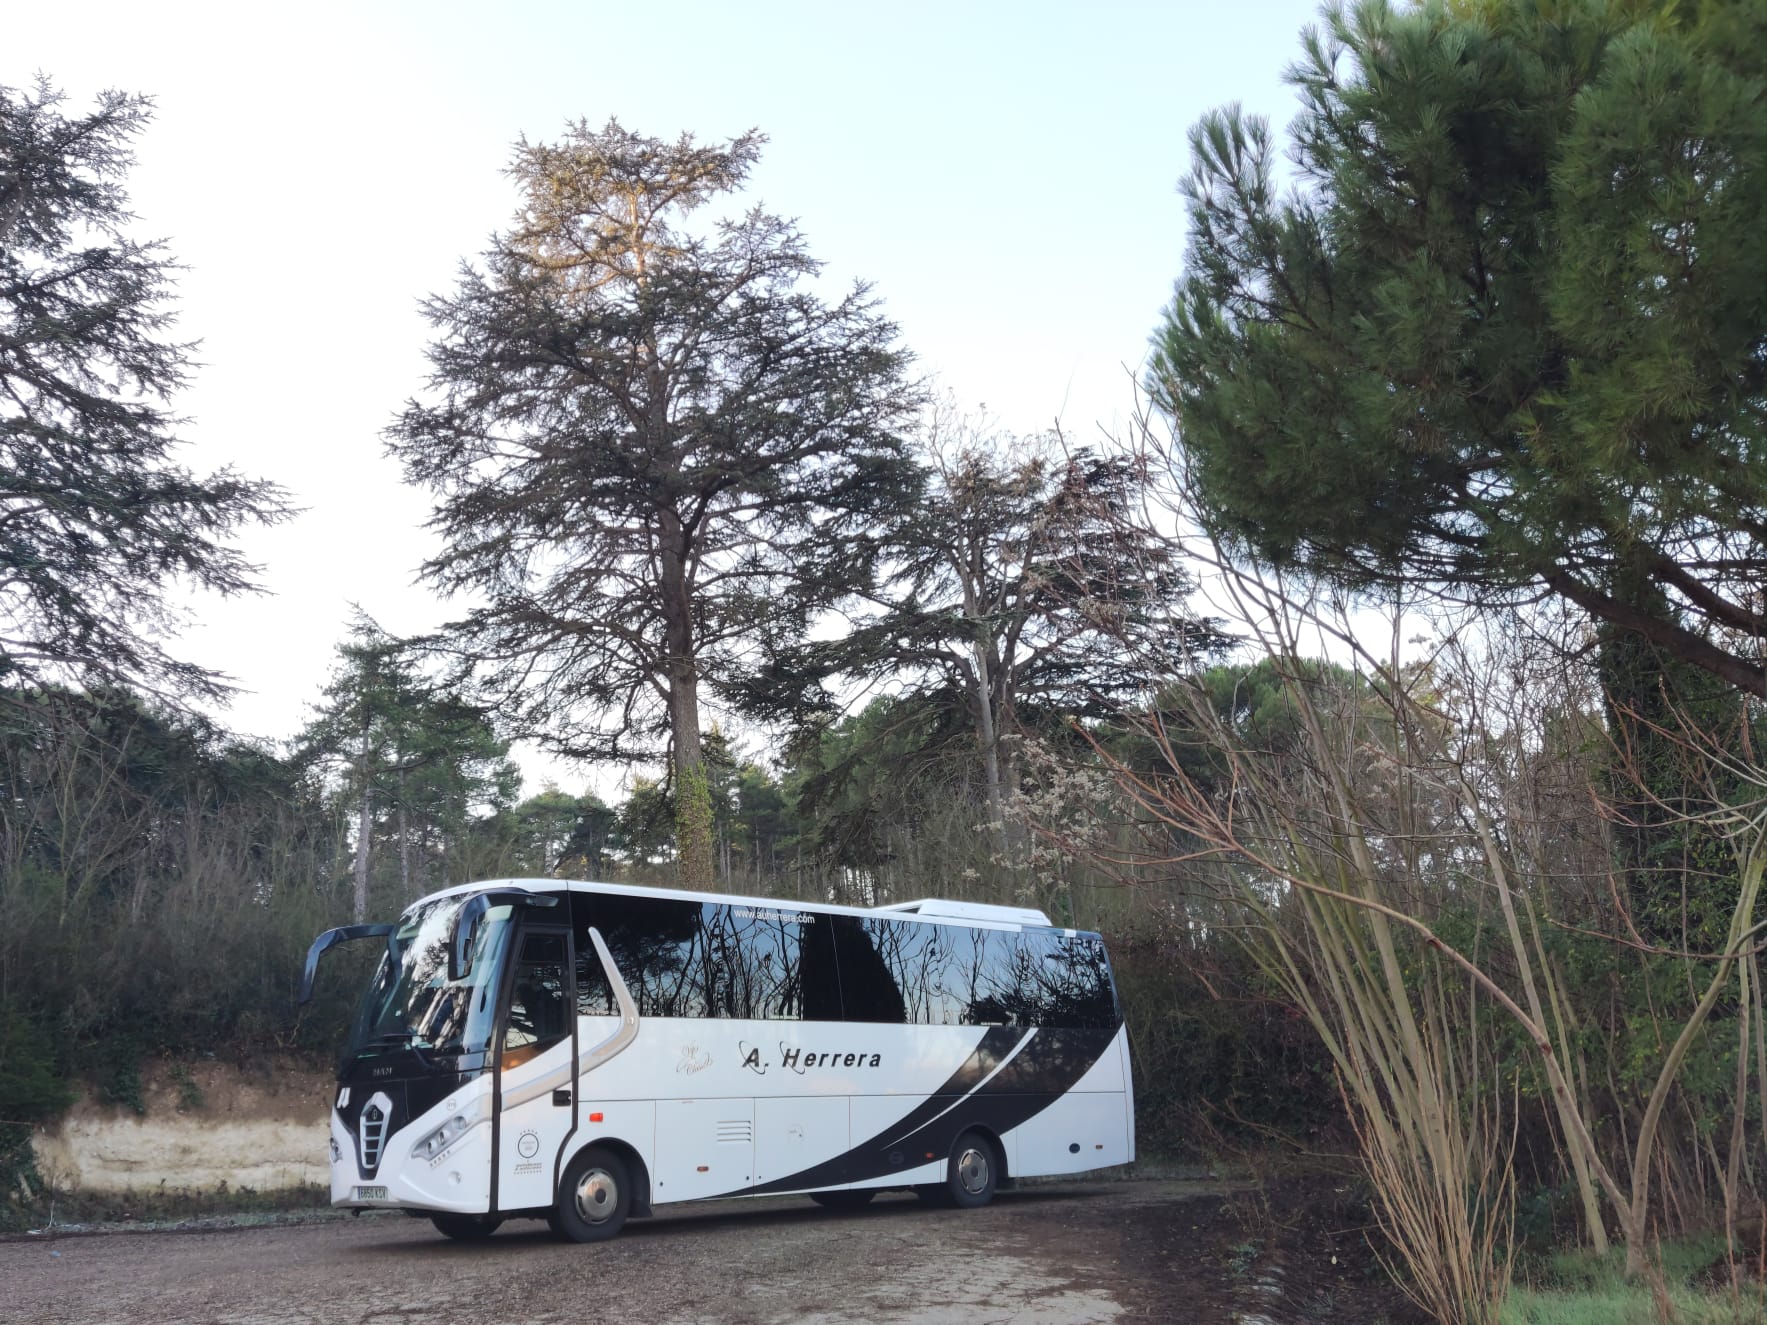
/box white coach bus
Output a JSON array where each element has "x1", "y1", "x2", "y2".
[{"x1": 298, "y1": 879, "x2": 1134, "y2": 1242}]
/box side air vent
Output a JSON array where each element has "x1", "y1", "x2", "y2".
[
  {"x1": 359, "y1": 1093, "x2": 392, "y2": 1174},
  {"x1": 716, "y1": 1119, "x2": 753, "y2": 1145}
]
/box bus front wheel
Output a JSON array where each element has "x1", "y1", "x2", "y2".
[
  {"x1": 549, "y1": 1146, "x2": 631, "y2": 1243},
  {"x1": 429, "y1": 1212, "x2": 502, "y2": 1241}
]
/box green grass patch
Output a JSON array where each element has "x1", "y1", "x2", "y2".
[
  {"x1": 1503, "y1": 1284, "x2": 1764, "y2": 1324},
  {"x1": 1504, "y1": 1237, "x2": 1764, "y2": 1325}
]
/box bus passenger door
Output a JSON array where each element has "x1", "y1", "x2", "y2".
[{"x1": 494, "y1": 926, "x2": 576, "y2": 1213}]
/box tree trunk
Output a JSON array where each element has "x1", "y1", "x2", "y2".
[
  {"x1": 1595, "y1": 561, "x2": 1746, "y2": 949},
  {"x1": 659, "y1": 516, "x2": 714, "y2": 891},
  {"x1": 353, "y1": 784, "x2": 373, "y2": 923},
  {"x1": 996, "y1": 719, "x2": 1029, "y2": 868},
  {"x1": 967, "y1": 651, "x2": 1009, "y2": 856},
  {"x1": 397, "y1": 770, "x2": 410, "y2": 899}
]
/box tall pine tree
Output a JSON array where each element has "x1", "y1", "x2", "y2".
[
  {"x1": 1150, "y1": 0, "x2": 1765, "y2": 697},
  {"x1": 1150, "y1": 0, "x2": 1766, "y2": 933},
  {"x1": 0, "y1": 80, "x2": 288, "y2": 702},
  {"x1": 388, "y1": 122, "x2": 921, "y2": 890}
]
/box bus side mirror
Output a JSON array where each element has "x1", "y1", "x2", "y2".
[
  {"x1": 298, "y1": 924, "x2": 394, "y2": 1004},
  {"x1": 449, "y1": 889, "x2": 560, "y2": 982},
  {"x1": 449, "y1": 895, "x2": 490, "y2": 983}
]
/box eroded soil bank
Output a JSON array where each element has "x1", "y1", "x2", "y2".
[{"x1": 31, "y1": 1059, "x2": 331, "y2": 1198}]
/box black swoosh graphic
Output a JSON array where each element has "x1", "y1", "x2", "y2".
[{"x1": 737, "y1": 1025, "x2": 1117, "y2": 1196}]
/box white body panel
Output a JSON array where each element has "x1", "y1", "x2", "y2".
[
  {"x1": 654, "y1": 1098, "x2": 755, "y2": 1200},
  {"x1": 497, "y1": 1037, "x2": 575, "y2": 1211},
  {"x1": 1008, "y1": 1088, "x2": 1134, "y2": 1177},
  {"x1": 755, "y1": 1095, "x2": 848, "y2": 1187}
]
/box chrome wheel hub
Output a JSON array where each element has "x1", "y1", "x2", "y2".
[
  {"x1": 956, "y1": 1146, "x2": 990, "y2": 1195},
  {"x1": 575, "y1": 1167, "x2": 618, "y2": 1223}
]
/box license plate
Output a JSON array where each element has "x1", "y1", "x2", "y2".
[{"x1": 355, "y1": 1185, "x2": 388, "y2": 1201}]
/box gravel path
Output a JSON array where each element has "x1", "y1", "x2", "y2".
[{"x1": 4, "y1": 1182, "x2": 1227, "y2": 1325}]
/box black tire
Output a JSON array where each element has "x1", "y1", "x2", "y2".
[
  {"x1": 943, "y1": 1131, "x2": 999, "y2": 1209},
  {"x1": 549, "y1": 1146, "x2": 632, "y2": 1243},
  {"x1": 810, "y1": 1188, "x2": 877, "y2": 1210},
  {"x1": 429, "y1": 1212, "x2": 503, "y2": 1241}
]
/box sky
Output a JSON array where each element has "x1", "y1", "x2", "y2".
[{"x1": 6, "y1": 0, "x2": 1322, "y2": 793}]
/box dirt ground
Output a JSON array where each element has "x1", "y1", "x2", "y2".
[{"x1": 2, "y1": 1178, "x2": 1426, "y2": 1325}]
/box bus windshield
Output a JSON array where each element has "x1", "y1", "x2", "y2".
[{"x1": 343, "y1": 895, "x2": 514, "y2": 1064}]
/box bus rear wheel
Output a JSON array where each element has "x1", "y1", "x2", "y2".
[
  {"x1": 549, "y1": 1146, "x2": 631, "y2": 1243},
  {"x1": 941, "y1": 1131, "x2": 999, "y2": 1209},
  {"x1": 810, "y1": 1188, "x2": 877, "y2": 1211},
  {"x1": 429, "y1": 1212, "x2": 502, "y2": 1241}
]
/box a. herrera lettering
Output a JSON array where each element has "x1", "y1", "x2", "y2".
[{"x1": 739, "y1": 1041, "x2": 883, "y2": 1074}]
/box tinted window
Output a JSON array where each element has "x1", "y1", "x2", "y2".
[
  {"x1": 576, "y1": 937, "x2": 614, "y2": 1018},
  {"x1": 962, "y1": 926, "x2": 1031, "y2": 1026},
  {"x1": 575, "y1": 892, "x2": 836, "y2": 1021},
  {"x1": 503, "y1": 930, "x2": 571, "y2": 1065},
  {"x1": 994, "y1": 931, "x2": 1117, "y2": 1029},
  {"x1": 831, "y1": 919, "x2": 1118, "y2": 1029},
  {"x1": 1031, "y1": 933, "x2": 1117, "y2": 1029},
  {"x1": 797, "y1": 914, "x2": 843, "y2": 1021},
  {"x1": 704, "y1": 903, "x2": 813, "y2": 1020},
  {"x1": 829, "y1": 917, "x2": 908, "y2": 1023},
  {"x1": 833, "y1": 918, "x2": 1017, "y2": 1026},
  {"x1": 595, "y1": 894, "x2": 704, "y2": 1017},
  {"x1": 571, "y1": 893, "x2": 1116, "y2": 1029}
]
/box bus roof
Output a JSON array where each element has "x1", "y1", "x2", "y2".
[
  {"x1": 872, "y1": 898, "x2": 1054, "y2": 927},
  {"x1": 409, "y1": 877, "x2": 1059, "y2": 932}
]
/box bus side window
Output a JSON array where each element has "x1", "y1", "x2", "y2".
[
  {"x1": 830, "y1": 917, "x2": 908, "y2": 1023},
  {"x1": 576, "y1": 947, "x2": 614, "y2": 1017},
  {"x1": 1010, "y1": 932, "x2": 1116, "y2": 1029},
  {"x1": 717, "y1": 905, "x2": 812, "y2": 1020},
  {"x1": 799, "y1": 916, "x2": 843, "y2": 1021},
  {"x1": 503, "y1": 931, "x2": 570, "y2": 1066},
  {"x1": 959, "y1": 927, "x2": 1023, "y2": 1026},
  {"x1": 575, "y1": 893, "x2": 705, "y2": 1018},
  {"x1": 1046, "y1": 934, "x2": 1117, "y2": 1029}
]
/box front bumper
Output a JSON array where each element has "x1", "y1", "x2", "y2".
[{"x1": 329, "y1": 1082, "x2": 494, "y2": 1214}]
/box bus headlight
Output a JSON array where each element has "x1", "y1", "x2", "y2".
[{"x1": 411, "y1": 1098, "x2": 489, "y2": 1161}]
